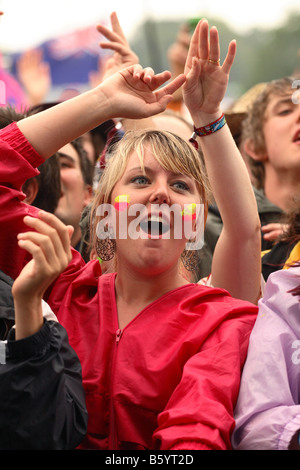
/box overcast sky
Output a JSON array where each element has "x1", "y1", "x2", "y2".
[{"x1": 0, "y1": 0, "x2": 299, "y2": 51}]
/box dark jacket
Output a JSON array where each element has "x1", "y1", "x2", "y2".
[{"x1": 0, "y1": 270, "x2": 88, "y2": 450}]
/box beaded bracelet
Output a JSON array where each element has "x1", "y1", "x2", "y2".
[{"x1": 189, "y1": 113, "x2": 226, "y2": 149}]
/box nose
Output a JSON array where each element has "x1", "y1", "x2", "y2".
[{"x1": 149, "y1": 179, "x2": 171, "y2": 205}]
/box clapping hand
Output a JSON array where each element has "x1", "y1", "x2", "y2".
[
  {"x1": 12, "y1": 211, "x2": 73, "y2": 305},
  {"x1": 12, "y1": 211, "x2": 73, "y2": 339}
]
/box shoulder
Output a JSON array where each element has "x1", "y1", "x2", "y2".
[
  {"x1": 175, "y1": 284, "x2": 258, "y2": 348},
  {"x1": 259, "y1": 265, "x2": 300, "y2": 323},
  {"x1": 178, "y1": 282, "x2": 258, "y2": 320},
  {"x1": 0, "y1": 122, "x2": 44, "y2": 168}
]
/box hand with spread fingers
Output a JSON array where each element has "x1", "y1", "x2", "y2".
[
  {"x1": 183, "y1": 19, "x2": 236, "y2": 118},
  {"x1": 96, "y1": 63, "x2": 186, "y2": 120},
  {"x1": 97, "y1": 11, "x2": 139, "y2": 81},
  {"x1": 95, "y1": 11, "x2": 186, "y2": 116}
]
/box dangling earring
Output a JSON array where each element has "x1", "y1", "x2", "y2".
[
  {"x1": 180, "y1": 249, "x2": 199, "y2": 273},
  {"x1": 96, "y1": 224, "x2": 116, "y2": 261}
]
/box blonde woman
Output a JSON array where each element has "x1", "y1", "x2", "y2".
[{"x1": 0, "y1": 20, "x2": 257, "y2": 449}]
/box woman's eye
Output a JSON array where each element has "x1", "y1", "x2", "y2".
[
  {"x1": 277, "y1": 107, "x2": 293, "y2": 116},
  {"x1": 59, "y1": 162, "x2": 72, "y2": 169},
  {"x1": 131, "y1": 176, "x2": 149, "y2": 185},
  {"x1": 59, "y1": 158, "x2": 74, "y2": 169}
]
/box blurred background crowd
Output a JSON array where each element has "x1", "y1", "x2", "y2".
[{"x1": 0, "y1": 0, "x2": 300, "y2": 110}]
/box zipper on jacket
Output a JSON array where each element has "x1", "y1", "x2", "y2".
[
  {"x1": 115, "y1": 328, "x2": 122, "y2": 344},
  {"x1": 109, "y1": 328, "x2": 123, "y2": 449}
]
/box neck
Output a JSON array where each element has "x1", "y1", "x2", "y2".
[
  {"x1": 264, "y1": 167, "x2": 300, "y2": 212},
  {"x1": 115, "y1": 262, "x2": 188, "y2": 305},
  {"x1": 71, "y1": 226, "x2": 82, "y2": 248}
]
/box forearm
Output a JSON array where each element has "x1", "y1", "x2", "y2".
[
  {"x1": 0, "y1": 321, "x2": 88, "y2": 450},
  {"x1": 16, "y1": 64, "x2": 185, "y2": 160},
  {"x1": 13, "y1": 296, "x2": 44, "y2": 340},
  {"x1": 192, "y1": 110, "x2": 260, "y2": 239},
  {"x1": 192, "y1": 112, "x2": 261, "y2": 301},
  {"x1": 17, "y1": 87, "x2": 111, "y2": 160}
]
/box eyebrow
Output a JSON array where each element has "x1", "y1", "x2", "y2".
[
  {"x1": 270, "y1": 96, "x2": 294, "y2": 111},
  {"x1": 127, "y1": 166, "x2": 153, "y2": 174},
  {"x1": 127, "y1": 166, "x2": 186, "y2": 178}
]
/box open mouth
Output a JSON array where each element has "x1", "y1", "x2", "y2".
[{"x1": 139, "y1": 216, "x2": 170, "y2": 237}]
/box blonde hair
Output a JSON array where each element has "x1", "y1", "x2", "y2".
[{"x1": 90, "y1": 129, "x2": 210, "y2": 254}]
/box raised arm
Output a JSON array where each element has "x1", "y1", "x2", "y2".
[
  {"x1": 183, "y1": 20, "x2": 261, "y2": 303},
  {"x1": 17, "y1": 63, "x2": 185, "y2": 160}
]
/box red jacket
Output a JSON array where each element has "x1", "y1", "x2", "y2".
[{"x1": 0, "y1": 123, "x2": 258, "y2": 450}]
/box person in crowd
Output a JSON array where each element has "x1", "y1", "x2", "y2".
[
  {"x1": 232, "y1": 202, "x2": 300, "y2": 450},
  {"x1": 53, "y1": 139, "x2": 93, "y2": 250},
  {"x1": 165, "y1": 19, "x2": 193, "y2": 119},
  {"x1": 0, "y1": 18, "x2": 258, "y2": 450},
  {"x1": 261, "y1": 199, "x2": 300, "y2": 280},
  {"x1": 242, "y1": 77, "x2": 300, "y2": 237},
  {"x1": 0, "y1": 229, "x2": 88, "y2": 449}
]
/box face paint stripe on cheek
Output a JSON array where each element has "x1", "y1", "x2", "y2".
[
  {"x1": 181, "y1": 203, "x2": 197, "y2": 221},
  {"x1": 114, "y1": 194, "x2": 130, "y2": 211}
]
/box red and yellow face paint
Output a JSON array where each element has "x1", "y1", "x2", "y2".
[
  {"x1": 114, "y1": 194, "x2": 130, "y2": 212},
  {"x1": 181, "y1": 203, "x2": 197, "y2": 222}
]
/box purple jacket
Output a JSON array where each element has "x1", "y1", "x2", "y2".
[{"x1": 232, "y1": 262, "x2": 300, "y2": 450}]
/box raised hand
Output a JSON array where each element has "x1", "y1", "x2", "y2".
[
  {"x1": 12, "y1": 211, "x2": 73, "y2": 304},
  {"x1": 261, "y1": 222, "x2": 289, "y2": 242},
  {"x1": 99, "y1": 64, "x2": 186, "y2": 119},
  {"x1": 16, "y1": 48, "x2": 51, "y2": 106},
  {"x1": 183, "y1": 19, "x2": 236, "y2": 118},
  {"x1": 12, "y1": 211, "x2": 73, "y2": 339},
  {"x1": 96, "y1": 11, "x2": 139, "y2": 81}
]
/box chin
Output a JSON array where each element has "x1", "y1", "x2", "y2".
[{"x1": 135, "y1": 255, "x2": 178, "y2": 276}]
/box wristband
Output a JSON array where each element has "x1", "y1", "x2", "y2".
[{"x1": 189, "y1": 113, "x2": 226, "y2": 149}]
